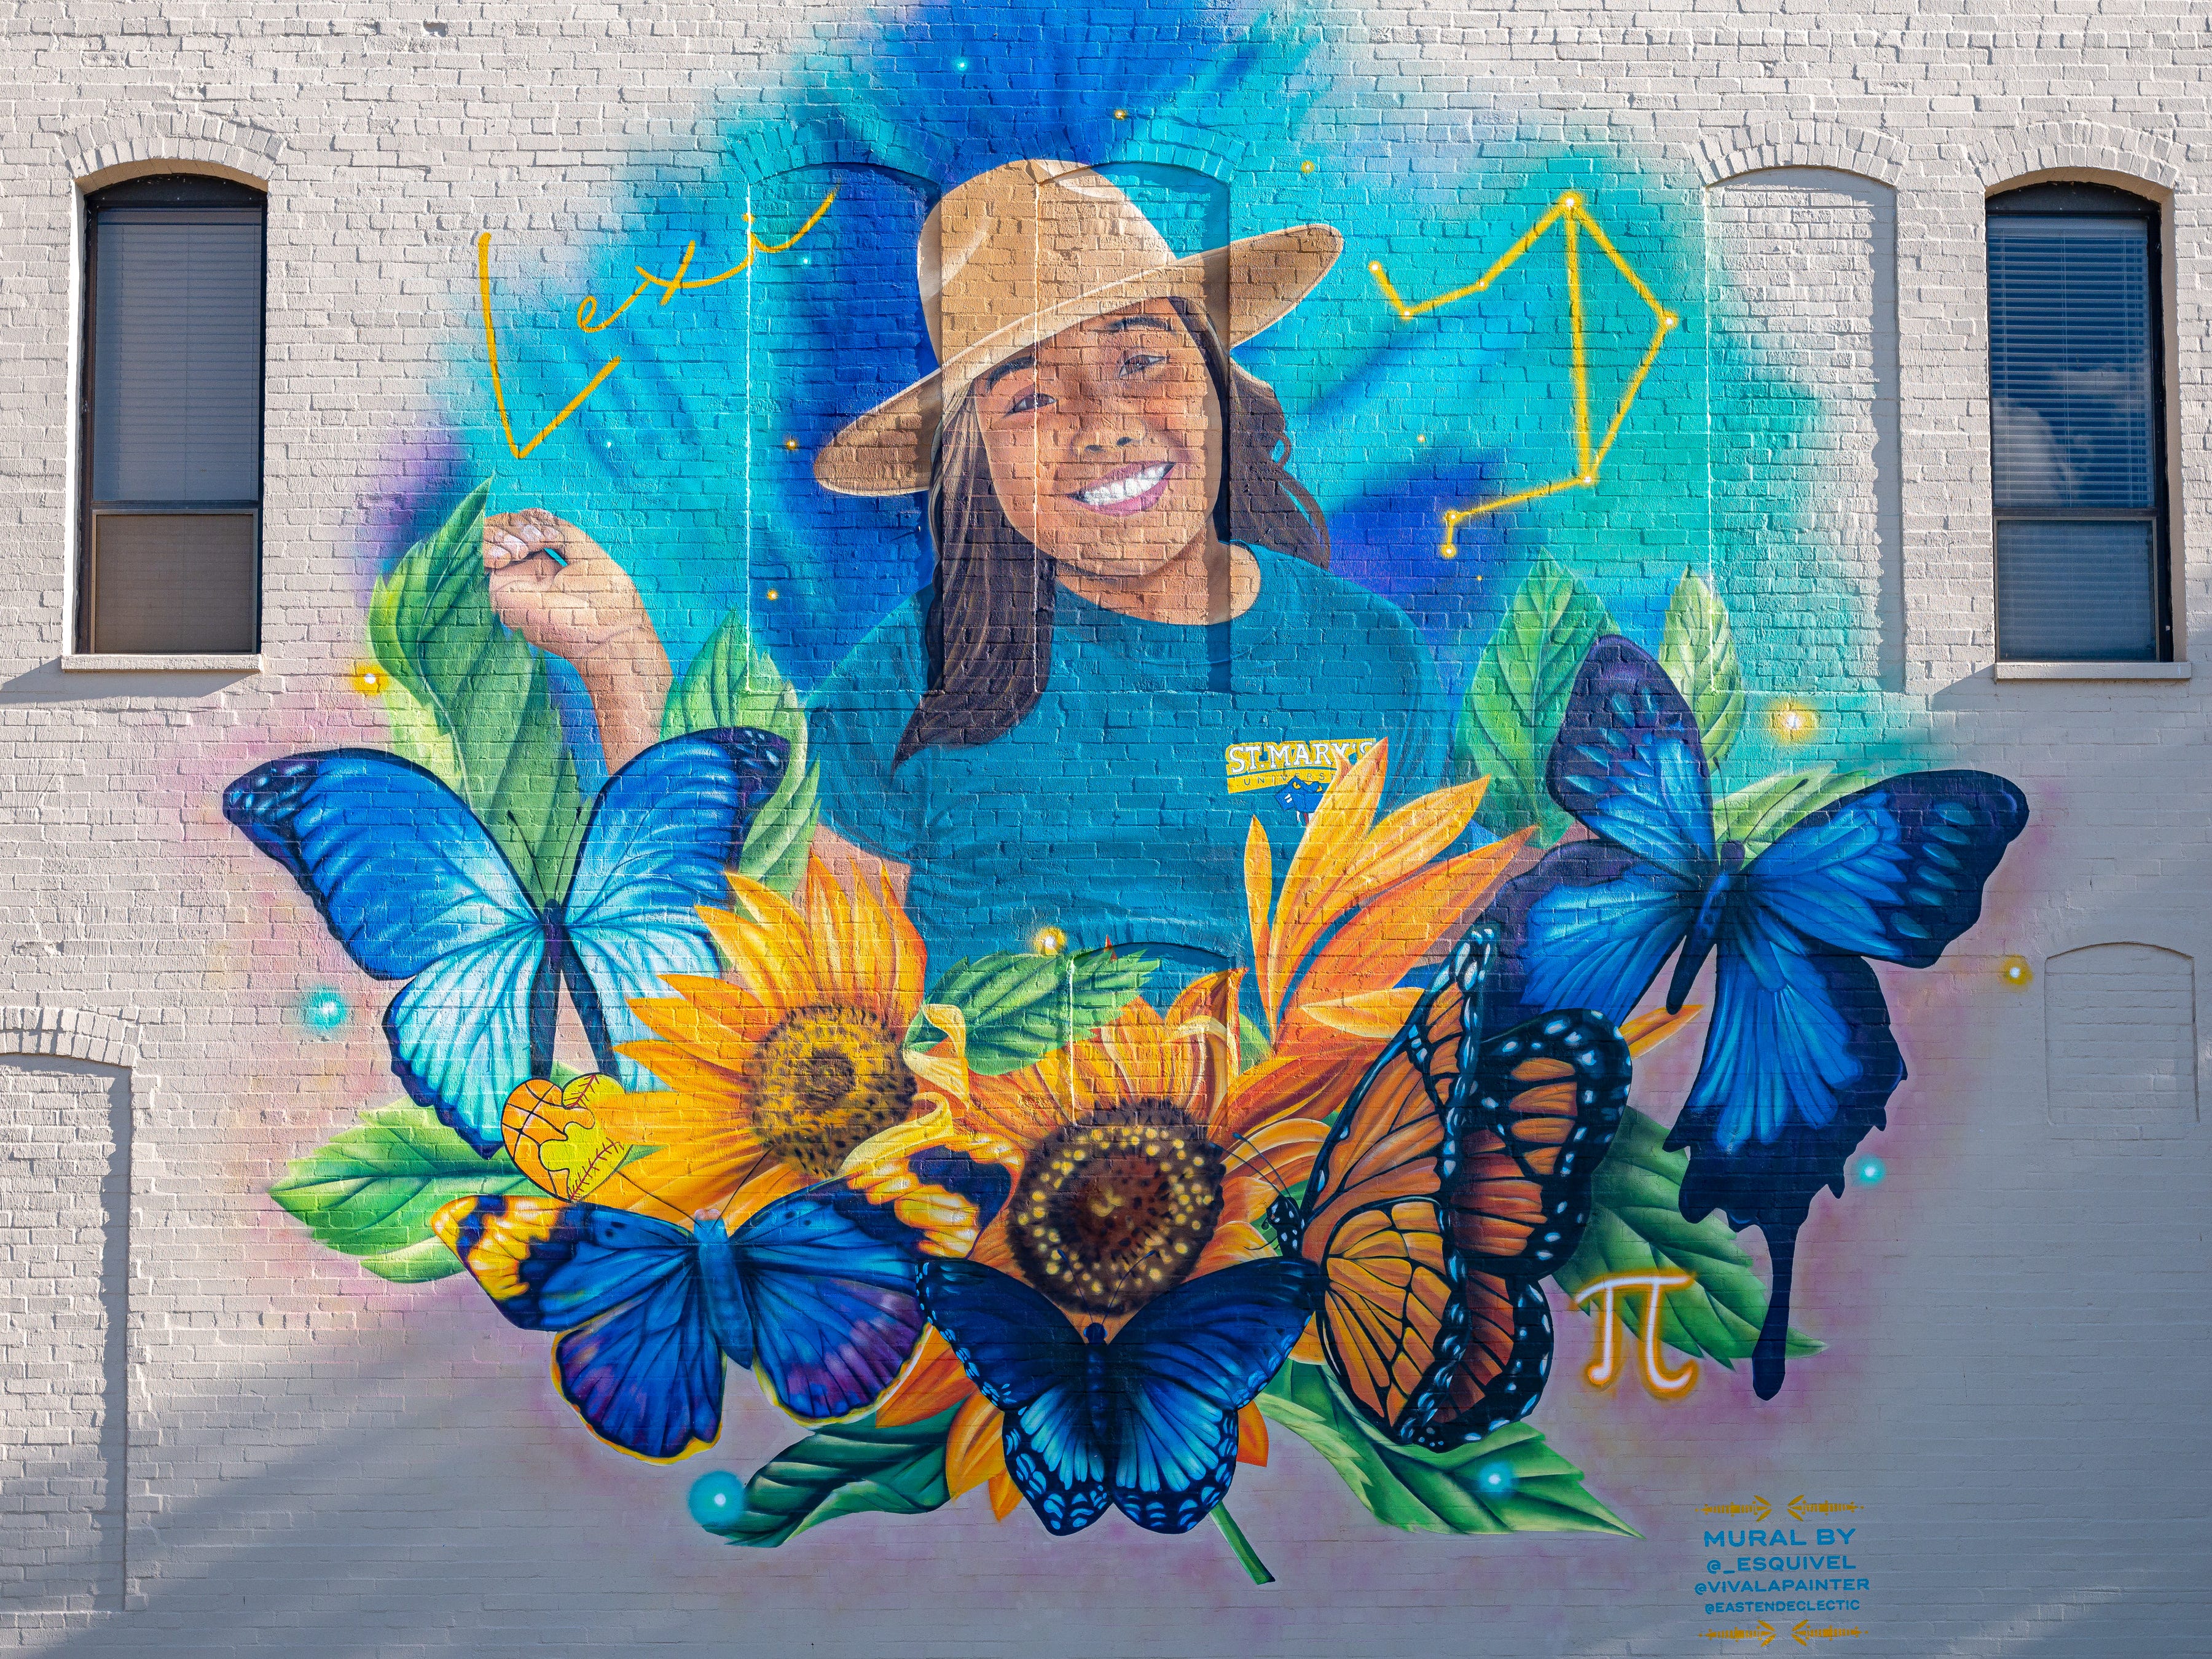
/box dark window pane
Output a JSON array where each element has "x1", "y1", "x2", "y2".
[
  {"x1": 90, "y1": 208, "x2": 262, "y2": 503},
  {"x1": 1994, "y1": 520, "x2": 2157, "y2": 661},
  {"x1": 89, "y1": 513, "x2": 258, "y2": 654},
  {"x1": 1988, "y1": 216, "x2": 2153, "y2": 511}
]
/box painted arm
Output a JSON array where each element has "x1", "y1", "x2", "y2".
[{"x1": 482, "y1": 509, "x2": 674, "y2": 772}]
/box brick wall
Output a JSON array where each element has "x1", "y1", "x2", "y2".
[{"x1": 0, "y1": 5, "x2": 2206, "y2": 1655}]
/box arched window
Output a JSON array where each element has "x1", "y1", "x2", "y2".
[
  {"x1": 1986, "y1": 181, "x2": 2168, "y2": 662},
  {"x1": 79, "y1": 172, "x2": 266, "y2": 655}
]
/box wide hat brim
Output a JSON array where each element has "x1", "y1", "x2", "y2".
[{"x1": 813, "y1": 222, "x2": 1342, "y2": 498}]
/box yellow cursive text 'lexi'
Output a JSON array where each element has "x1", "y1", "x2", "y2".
[{"x1": 476, "y1": 187, "x2": 836, "y2": 461}]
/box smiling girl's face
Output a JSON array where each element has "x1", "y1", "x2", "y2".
[{"x1": 973, "y1": 300, "x2": 1224, "y2": 584}]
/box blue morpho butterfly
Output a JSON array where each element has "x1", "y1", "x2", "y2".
[
  {"x1": 919, "y1": 1256, "x2": 1324, "y2": 1535},
  {"x1": 1482, "y1": 638, "x2": 2028, "y2": 1398},
  {"x1": 222, "y1": 728, "x2": 785, "y2": 1154},
  {"x1": 433, "y1": 1147, "x2": 1013, "y2": 1459}
]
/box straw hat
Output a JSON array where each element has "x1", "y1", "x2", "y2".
[{"x1": 814, "y1": 159, "x2": 1341, "y2": 496}]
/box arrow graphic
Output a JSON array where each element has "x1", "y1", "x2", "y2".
[
  {"x1": 1696, "y1": 1496, "x2": 1773, "y2": 1520},
  {"x1": 1787, "y1": 1496, "x2": 1864, "y2": 1521},
  {"x1": 1792, "y1": 1620, "x2": 1864, "y2": 1644},
  {"x1": 1703, "y1": 1623, "x2": 1776, "y2": 1646}
]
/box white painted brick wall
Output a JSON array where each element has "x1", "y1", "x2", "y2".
[{"x1": 0, "y1": 4, "x2": 2207, "y2": 1655}]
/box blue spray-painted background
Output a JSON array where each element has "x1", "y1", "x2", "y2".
[{"x1": 397, "y1": 0, "x2": 1909, "y2": 796}]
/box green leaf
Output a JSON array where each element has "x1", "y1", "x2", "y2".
[
  {"x1": 660, "y1": 610, "x2": 807, "y2": 745},
  {"x1": 906, "y1": 948, "x2": 1155, "y2": 1075},
  {"x1": 1657, "y1": 570, "x2": 1747, "y2": 767},
  {"x1": 1453, "y1": 555, "x2": 1615, "y2": 844},
  {"x1": 735, "y1": 754, "x2": 821, "y2": 901},
  {"x1": 379, "y1": 680, "x2": 463, "y2": 788},
  {"x1": 268, "y1": 1103, "x2": 533, "y2": 1282},
  {"x1": 368, "y1": 481, "x2": 587, "y2": 904},
  {"x1": 661, "y1": 610, "x2": 819, "y2": 900},
  {"x1": 705, "y1": 1407, "x2": 959, "y2": 1547},
  {"x1": 1258, "y1": 1362, "x2": 1636, "y2": 1537},
  {"x1": 1553, "y1": 1107, "x2": 1822, "y2": 1367},
  {"x1": 1712, "y1": 766, "x2": 1877, "y2": 861},
  {"x1": 358, "y1": 1235, "x2": 475, "y2": 1284}
]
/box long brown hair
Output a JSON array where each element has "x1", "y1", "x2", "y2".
[{"x1": 894, "y1": 299, "x2": 1328, "y2": 763}]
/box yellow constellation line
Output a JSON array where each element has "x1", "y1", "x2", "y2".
[
  {"x1": 1368, "y1": 190, "x2": 1678, "y2": 557},
  {"x1": 476, "y1": 187, "x2": 836, "y2": 461}
]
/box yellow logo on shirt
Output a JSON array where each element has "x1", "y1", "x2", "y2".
[{"x1": 1223, "y1": 737, "x2": 1378, "y2": 794}]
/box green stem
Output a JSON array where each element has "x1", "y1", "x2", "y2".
[{"x1": 1212, "y1": 1502, "x2": 1275, "y2": 1586}]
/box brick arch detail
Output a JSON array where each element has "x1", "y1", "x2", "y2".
[
  {"x1": 0, "y1": 1007, "x2": 141, "y2": 1069},
  {"x1": 60, "y1": 108, "x2": 286, "y2": 192}
]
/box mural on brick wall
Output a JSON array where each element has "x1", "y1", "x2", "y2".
[{"x1": 219, "y1": 1, "x2": 2028, "y2": 1578}]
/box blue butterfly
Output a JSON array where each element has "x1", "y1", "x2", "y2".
[
  {"x1": 224, "y1": 728, "x2": 785, "y2": 1154},
  {"x1": 918, "y1": 1257, "x2": 1323, "y2": 1535},
  {"x1": 1483, "y1": 638, "x2": 2028, "y2": 1398},
  {"x1": 433, "y1": 1150, "x2": 1012, "y2": 1461}
]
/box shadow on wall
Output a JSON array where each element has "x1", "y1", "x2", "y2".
[{"x1": 0, "y1": 1056, "x2": 130, "y2": 1617}]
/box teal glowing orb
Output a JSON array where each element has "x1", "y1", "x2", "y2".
[
  {"x1": 954, "y1": 57, "x2": 970, "y2": 71},
  {"x1": 1854, "y1": 1156, "x2": 1887, "y2": 1186},
  {"x1": 1475, "y1": 1459, "x2": 1517, "y2": 1500},
  {"x1": 300, "y1": 988, "x2": 350, "y2": 1034},
  {"x1": 688, "y1": 1470, "x2": 745, "y2": 1529}
]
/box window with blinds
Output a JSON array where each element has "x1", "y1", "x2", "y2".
[
  {"x1": 79, "y1": 175, "x2": 265, "y2": 655},
  {"x1": 1986, "y1": 182, "x2": 2169, "y2": 662}
]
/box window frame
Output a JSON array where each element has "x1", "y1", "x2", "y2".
[
  {"x1": 75, "y1": 171, "x2": 269, "y2": 657},
  {"x1": 1985, "y1": 179, "x2": 2173, "y2": 664}
]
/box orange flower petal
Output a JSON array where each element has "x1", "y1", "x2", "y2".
[
  {"x1": 1290, "y1": 1321, "x2": 1327, "y2": 1365},
  {"x1": 1291, "y1": 830, "x2": 1530, "y2": 1008},
  {"x1": 987, "y1": 1470, "x2": 1023, "y2": 1521},
  {"x1": 1236, "y1": 1402, "x2": 1270, "y2": 1467},
  {"x1": 874, "y1": 1329, "x2": 978, "y2": 1427},
  {"x1": 944, "y1": 1394, "x2": 1008, "y2": 1500},
  {"x1": 1340, "y1": 774, "x2": 1492, "y2": 909},
  {"x1": 1263, "y1": 741, "x2": 1387, "y2": 1021},
  {"x1": 1244, "y1": 817, "x2": 1275, "y2": 1024},
  {"x1": 1623, "y1": 1003, "x2": 1704, "y2": 1055},
  {"x1": 701, "y1": 900, "x2": 816, "y2": 1010},
  {"x1": 1191, "y1": 1218, "x2": 1271, "y2": 1280},
  {"x1": 1296, "y1": 986, "x2": 1422, "y2": 1041},
  {"x1": 1220, "y1": 1113, "x2": 1332, "y2": 1190}
]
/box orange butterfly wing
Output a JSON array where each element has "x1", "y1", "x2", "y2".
[
  {"x1": 1449, "y1": 1010, "x2": 1632, "y2": 1277},
  {"x1": 1406, "y1": 1009, "x2": 1632, "y2": 1450},
  {"x1": 1285, "y1": 931, "x2": 1496, "y2": 1440}
]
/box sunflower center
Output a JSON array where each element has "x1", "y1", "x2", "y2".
[
  {"x1": 1005, "y1": 1100, "x2": 1225, "y2": 1317},
  {"x1": 743, "y1": 1005, "x2": 916, "y2": 1178}
]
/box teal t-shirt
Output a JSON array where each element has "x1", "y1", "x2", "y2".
[{"x1": 808, "y1": 546, "x2": 1448, "y2": 1000}]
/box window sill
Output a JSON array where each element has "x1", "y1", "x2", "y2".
[
  {"x1": 1993, "y1": 660, "x2": 2190, "y2": 681},
  {"x1": 61, "y1": 653, "x2": 262, "y2": 673}
]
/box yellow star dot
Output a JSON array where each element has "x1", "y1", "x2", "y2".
[
  {"x1": 1767, "y1": 699, "x2": 1818, "y2": 743},
  {"x1": 783, "y1": 436, "x2": 798, "y2": 451},
  {"x1": 1999, "y1": 955, "x2": 2034, "y2": 988},
  {"x1": 349, "y1": 664, "x2": 387, "y2": 696},
  {"x1": 1113, "y1": 108, "x2": 1128, "y2": 120},
  {"x1": 1299, "y1": 160, "x2": 1316, "y2": 175},
  {"x1": 1030, "y1": 925, "x2": 1068, "y2": 957},
  {"x1": 764, "y1": 588, "x2": 780, "y2": 602}
]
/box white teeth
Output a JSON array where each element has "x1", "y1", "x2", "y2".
[{"x1": 1075, "y1": 463, "x2": 1169, "y2": 506}]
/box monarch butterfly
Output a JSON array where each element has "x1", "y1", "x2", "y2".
[{"x1": 1269, "y1": 930, "x2": 1632, "y2": 1450}]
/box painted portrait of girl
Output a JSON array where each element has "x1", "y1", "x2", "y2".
[{"x1": 482, "y1": 159, "x2": 1448, "y2": 1000}]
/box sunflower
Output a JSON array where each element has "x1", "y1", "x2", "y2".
[
  {"x1": 873, "y1": 981, "x2": 1297, "y2": 1511},
  {"x1": 594, "y1": 855, "x2": 965, "y2": 1223}
]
